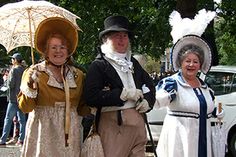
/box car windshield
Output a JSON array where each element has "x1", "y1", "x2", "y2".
[{"x1": 205, "y1": 71, "x2": 236, "y2": 95}]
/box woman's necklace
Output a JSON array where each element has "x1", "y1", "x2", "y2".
[
  {"x1": 187, "y1": 78, "x2": 200, "y2": 88},
  {"x1": 48, "y1": 65, "x2": 63, "y2": 83},
  {"x1": 183, "y1": 75, "x2": 200, "y2": 88}
]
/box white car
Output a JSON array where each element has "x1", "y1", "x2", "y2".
[{"x1": 146, "y1": 65, "x2": 236, "y2": 156}]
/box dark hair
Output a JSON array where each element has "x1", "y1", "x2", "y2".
[
  {"x1": 101, "y1": 31, "x2": 130, "y2": 43},
  {"x1": 1, "y1": 68, "x2": 9, "y2": 74},
  {"x1": 177, "y1": 44, "x2": 204, "y2": 68},
  {"x1": 101, "y1": 31, "x2": 115, "y2": 43}
]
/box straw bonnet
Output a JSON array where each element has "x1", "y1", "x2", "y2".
[
  {"x1": 34, "y1": 17, "x2": 78, "y2": 56},
  {"x1": 171, "y1": 35, "x2": 212, "y2": 74},
  {"x1": 99, "y1": 15, "x2": 132, "y2": 40}
]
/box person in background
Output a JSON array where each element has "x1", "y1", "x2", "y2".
[
  {"x1": 0, "y1": 68, "x2": 20, "y2": 146},
  {"x1": 155, "y1": 35, "x2": 224, "y2": 157},
  {"x1": 0, "y1": 69, "x2": 6, "y2": 86},
  {"x1": 0, "y1": 53, "x2": 26, "y2": 146},
  {"x1": 5, "y1": 116, "x2": 20, "y2": 145},
  {"x1": 18, "y1": 17, "x2": 90, "y2": 156},
  {"x1": 0, "y1": 68, "x2": 9, "y2": 93},
  {"x1": 84, "y1": 15, "x2": 155, "y2": 157},
  {"x1": 2, "y1": 69, "x2": 9, "y2": 84}
]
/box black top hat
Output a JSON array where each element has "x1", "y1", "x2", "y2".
[{"x1": 99, "y1": 15, "x2": 132, "y2": 40}]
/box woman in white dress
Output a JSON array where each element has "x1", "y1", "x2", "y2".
[{"x1": 155, "y1": 35, "x2": 224, "y2": 157}]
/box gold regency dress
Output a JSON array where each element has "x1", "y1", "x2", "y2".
[{"x1": 18, "y1": 61, "x2": 90, "y2": 157}]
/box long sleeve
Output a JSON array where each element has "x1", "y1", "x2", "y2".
[
  {"x1": 155, "y1": 77, "x2": 177, "y2": 108},
  {"x1": 18, "y1": 68, "x2": 37, "y2": 113}
]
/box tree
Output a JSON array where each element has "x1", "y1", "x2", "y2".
[
  {"x1": 49, "y1": 0, "x2": 229, "y2": 66},
  {"x1": 0, "y1": 45, "x2": 10, "y2": 68},
  {"x1": 175, "y1": 0, "x2": 219, "y2": 65},
  {"x1": 215, "y1": 0, "x2": 236, "y2": 65},
  {"x1": 0, "y1": 0, "x2": 235, "y2": 67},
  {"x1": 50, "y1": 0, "x2": 175, "y2": 65}
]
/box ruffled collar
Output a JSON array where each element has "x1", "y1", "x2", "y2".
[
  {"x1": 174, "y1": 72, "x2": 207, "y2": 89},
  {"x1": 35, "y1": 61, "x2": 77, "y2": 89},
  {"x1": 101, "y1": 44, "x2": 133, "y2": 73}
]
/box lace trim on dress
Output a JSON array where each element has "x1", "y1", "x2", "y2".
[
  {"x1": 21, "y1": 106, "x2": 83, "y2": 156},
  {"x1": 20, "y1": 83, "x2": 37, "y2": 98},
  {"x1": 175, "y1": 72, "x2": 208, "y2": 89},
  {"x1": 46, "y1": 66, "x2": 77, "y2": 89},
  {"x1": 33, "y1": 62, "x2": 78, "y2": 89}
]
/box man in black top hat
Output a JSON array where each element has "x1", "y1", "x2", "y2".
[{"x1": 84, "y1": 15, "x2": 155, "y2": 157}]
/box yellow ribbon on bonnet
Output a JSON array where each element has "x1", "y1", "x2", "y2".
[{"x1": 61, "y1": 65, "x2": 71, "y2": 147}]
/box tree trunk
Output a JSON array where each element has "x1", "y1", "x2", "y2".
[{"x1": 176, "y1": 0, "x2": 197, "y2": 19}]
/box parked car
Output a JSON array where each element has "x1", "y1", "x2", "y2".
[{"x1": 146, "y1": 65, "x2": 236, "y2": 156}]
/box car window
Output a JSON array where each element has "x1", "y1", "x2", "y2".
[
  {"x1": 232, "y1": 74, "x2": 236, "y2": 92},
  {"x1": 205, "y1": 72, "x2": 236, "y2": 95}
]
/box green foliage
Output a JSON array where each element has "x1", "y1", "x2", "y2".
[
  {"x1": 215, "y1": 18, "x2": 236, "y2": 65},
  {"x1": 215, "y1": 0, "x2": 236, "y2": 65},
  {"x1": 0, "y1": 45, "x2": 10, "y2": 68},
  {"x1": 0, "y1": 0, "x2": 235, "y2": 67},
  {"x1": 49, "y1": 0, "x2": 176, "y2": 65},
  {"x1": 51, "y1": 0, "x2": 236, "y2": 66},
  {"x1": 145, "y1": 55, "x2": 161, "y2": 73}
]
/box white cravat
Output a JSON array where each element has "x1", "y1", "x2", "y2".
[{"x1": 101, "y1": 43, "x2": 137, "y2": 112}]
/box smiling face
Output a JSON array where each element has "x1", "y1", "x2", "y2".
[
  {"x1": 181, "y1": 52, "x2": 201, "y2": 80},
  {"x1": 46, "y1": 35, "x2": 69, "y2": 66},
  {"x1": 107, "y1": 31, "x2": 129, "y2": 53}
]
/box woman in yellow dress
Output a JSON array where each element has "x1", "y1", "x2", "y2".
[{"x1": 18, "y1": 17, "x2": 90, "y2": 157}]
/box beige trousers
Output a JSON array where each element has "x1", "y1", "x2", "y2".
[{"x1": 98, "y1": 108, "x2": 147, "y2": 157}]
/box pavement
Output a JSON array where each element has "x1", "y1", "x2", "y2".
[
  {"x1": 0, "y1": 146, "x2": 154, "y2": 157},
  {"x1": 0, "y1": 145, "x2": 21, "y2": 157}
]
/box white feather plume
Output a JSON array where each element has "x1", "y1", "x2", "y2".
[{"x1": 169, "y1": 9, "x2": 216, "y2": 44}]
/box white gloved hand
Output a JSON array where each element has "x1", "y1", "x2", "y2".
[
  {"x1": 216, "y1": 109, "x2": 225, "y2": 119},
  {"x1": 142, "y1": 84, "x2": 150, "y2": 94},
  {"x1": 120, "y1": 88, "x2": 143, "y2": 102},
  {"x1": 135, "y1": 99, "x2": 150, "y2": 113},
  {"x1": 27, "y1": 66, "x2": 40, "y2": 89}
]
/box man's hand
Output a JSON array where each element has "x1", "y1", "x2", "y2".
[
  {"x1": 135, "y1": 99, "x2": 150, "y2": 113},
  {"x1": 120, "y1": 88, "x2": 143, "y2": 102}
]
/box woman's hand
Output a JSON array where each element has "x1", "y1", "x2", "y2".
[
  {"x1": 216, "y1": 108, "x2": 225, "y2": 119},
  {"x1": 159, "y1": 78, "x2": 177, "y2": 102},
  {"x1": 27, "y1": 66, "x2": 39, "y2": 89}
]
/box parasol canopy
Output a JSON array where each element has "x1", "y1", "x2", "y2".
[{"x1": 0, "y1": 0, "x2": 80, "y2": 64}]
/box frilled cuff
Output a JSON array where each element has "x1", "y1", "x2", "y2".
[
  {"x1": 154, "y1": 89, "x2": 171, "y2": 108},
  {"x1": 20, "y1": 83, "x2": 37, "y2": 98}
]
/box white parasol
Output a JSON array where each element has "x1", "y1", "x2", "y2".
[{"x1": 0, "y1": 0, "x2": 80, "y2": 64}]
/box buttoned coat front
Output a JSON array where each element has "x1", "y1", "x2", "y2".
[{"x1": 84, "y1": 54, "x2": 155, "y2": 109}]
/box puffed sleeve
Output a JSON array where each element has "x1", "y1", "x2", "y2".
[
  {"x1": 18, "y1": 68, "x2": 37, "y2": 113},
  {"x1": 154, "y1": 77, "x2": 177, "y2": 108}
]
